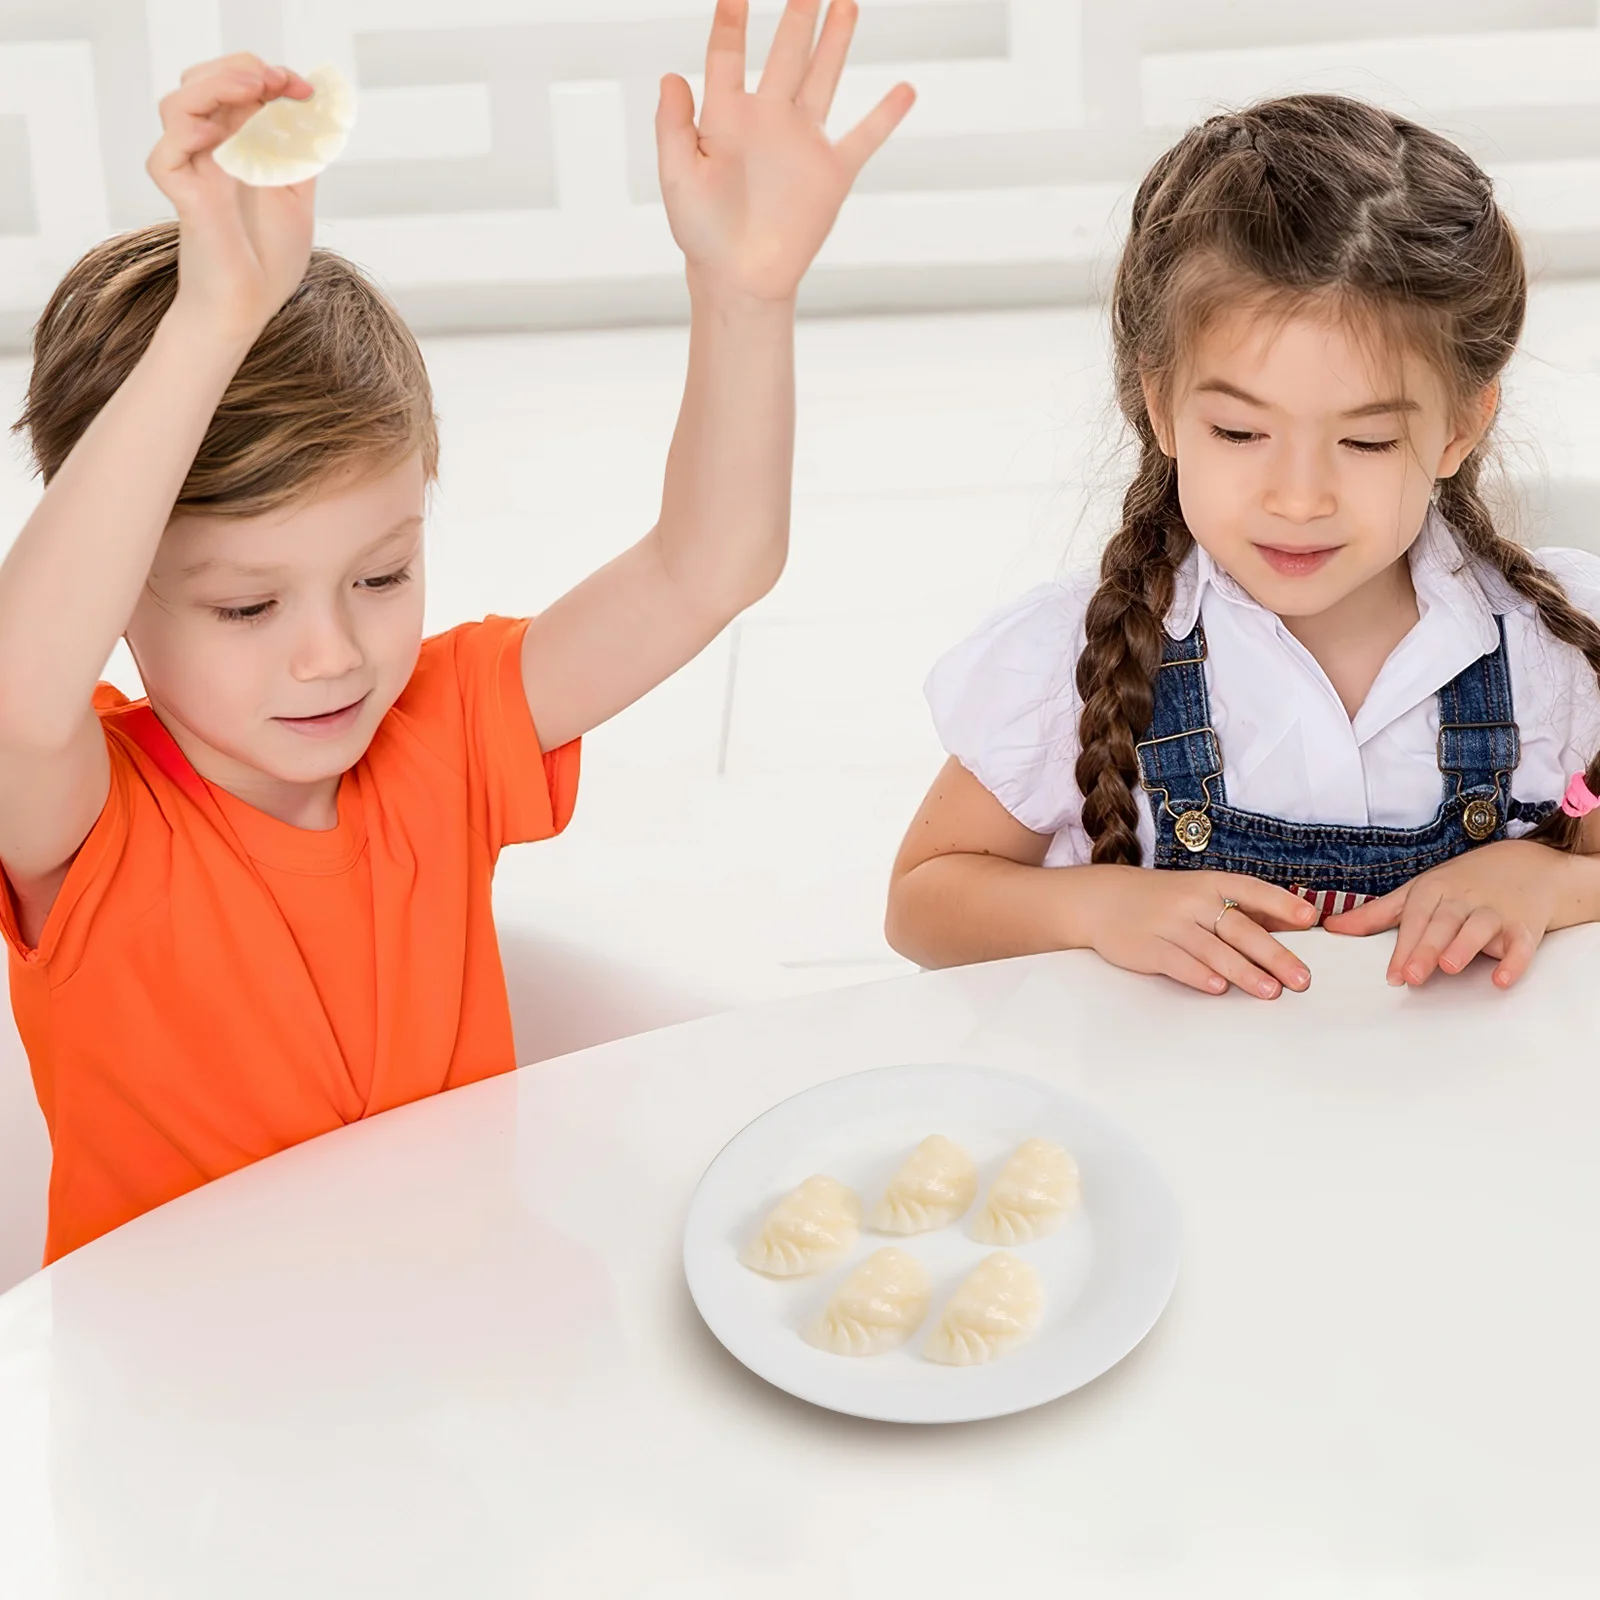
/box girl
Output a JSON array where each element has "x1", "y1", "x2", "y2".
[{"x1": 887, "y1": 95, "x2": 1600, "y2": 999}]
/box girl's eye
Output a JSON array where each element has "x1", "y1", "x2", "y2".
[
  {"x1": 213, "y1": 600, "x2": 274, "y2": 624},
  {"x1": 1343, "y1": 438, "x2": 1400, "y2": 454},
  {"x1": 358, "y1": 566, "x2": 414, "y2": 593},
  {"x1": 1209, "y1": 426, "x2": 1262, "y2": 445}
]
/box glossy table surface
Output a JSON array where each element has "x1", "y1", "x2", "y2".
[{"x1": 1, "y1": 930, "x2": 1597, "y2": 1598}]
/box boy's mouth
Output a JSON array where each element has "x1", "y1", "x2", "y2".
[
  {"x1": 1253, "y1": 543, "x2": 1341, "y2": 578},
  {"x1": 275, "y1": 695, "x2": 369, "y2": 737}
]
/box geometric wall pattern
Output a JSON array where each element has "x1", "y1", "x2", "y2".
[{"x1": 4, "y1": 1, "x2": 1600, "y2": 347}]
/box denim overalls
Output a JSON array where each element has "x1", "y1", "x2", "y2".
[{"x1": 1133, "y1": 617, "x2": 1558, "y2": 918}]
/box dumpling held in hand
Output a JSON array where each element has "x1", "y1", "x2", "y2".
[
  {"x1": 972, "y1": 1137, "x2": 1080, "y2": 1245},
  {"x1": 804, "y1": 1248, "x2": 932, "y2": 1356},
  {"x1": 870, "y1": 1135, "x2": 978, "y2": 1234},
  {"x1": 740, "y1": 1175, "x2": 861, "y2": 1277},
  {"x1": 924, "y1": 1251, "x2": 1043, "y2": 1366}
]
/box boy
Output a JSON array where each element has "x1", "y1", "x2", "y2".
[{"x1": 0, "y1": 0, "x2": 913, "y2": 1262}]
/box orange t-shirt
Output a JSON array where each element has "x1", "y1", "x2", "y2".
[{"x1": 1, "y1": 616, "x2": 579, "y2": 1265}]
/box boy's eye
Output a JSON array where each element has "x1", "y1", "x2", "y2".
[
  {"x1": 213, "y1": 600, "x2": 274, "y2": 623},
  {"x1": 1209, "y1": 426, "x2": 1262, "y2": 445},
  {"x1": 1343, "y1": 438, "x2": 1400, "y2": 454},
  {"x1": 358, "y1": 566, "x2": 414, "y2": 593}
]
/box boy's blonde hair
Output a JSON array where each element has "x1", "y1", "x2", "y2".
[{"x1": 13, "y1": 222, "x2": 439, "y2": 518}]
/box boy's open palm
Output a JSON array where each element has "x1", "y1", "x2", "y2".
[
  {"x1": 148, "y1": 56, "x2": 317, "y2": 336},
  {"x1": 657, "y1": 0, "x2": 915, "y2": 301}
]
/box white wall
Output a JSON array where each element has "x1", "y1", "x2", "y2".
[{"x1": 5, "y1": 1, "x2": 1600, "y2": 347}]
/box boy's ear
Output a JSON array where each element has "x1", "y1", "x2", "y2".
[
  {"x1": 1437, "y1": 380, "x2": 1498, "y2": 479},
  {"x1": 1141, "y1": 374, "x2": 1175, "y2": 457}
]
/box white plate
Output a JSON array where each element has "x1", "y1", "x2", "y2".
[{"x1": 684, "y1": 1064, "x2": 1182, "y2": 1424}]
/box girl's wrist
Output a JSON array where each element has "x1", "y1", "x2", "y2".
[{"x1": 1056, "y1": 863, "x2": 1130, "y2": 952}]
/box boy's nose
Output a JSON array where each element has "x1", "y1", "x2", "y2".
[{"x1": 290, "y1": 611, "x2": 365, "y2": 682}]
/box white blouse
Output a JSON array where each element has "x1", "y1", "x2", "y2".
[{"x1": 926, "y1": 513, "x2": 1600, "y2": 869}]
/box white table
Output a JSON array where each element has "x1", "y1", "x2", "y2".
[{"x1": 1, "y1": 931, "x2": 1597, "y2": 1598}]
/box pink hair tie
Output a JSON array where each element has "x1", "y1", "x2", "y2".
[{"x1": 1560, "y1": 773, "x2": 1600, "y2": 819}]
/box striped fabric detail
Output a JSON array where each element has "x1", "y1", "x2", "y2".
[{"x1": 1294, "y1": 886, "x2": 1372, "y2": 925}]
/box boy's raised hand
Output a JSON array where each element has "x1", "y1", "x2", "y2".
[
  {"x1": 657, "y1": 0, "x2": 915, "y2": 302},
  {"x1": 147, "y1": 56, "x2": 317, "y2": 338}
]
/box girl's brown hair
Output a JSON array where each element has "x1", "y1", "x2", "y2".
[
  {"x1": 12, "y1": 221, "x2": 439, "y2": 518},
  {"x1": 1077, "y1": 93, "x2": 1600, "y2": 860}
]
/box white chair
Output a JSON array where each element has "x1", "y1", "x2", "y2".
[{"x1": 0, "y1": 1007, "x2": 47, "y2": 1295}]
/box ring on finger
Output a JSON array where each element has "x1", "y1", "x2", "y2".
[{"x1": 1213, "y1": 897, "x2": 1240, "y2": 935}]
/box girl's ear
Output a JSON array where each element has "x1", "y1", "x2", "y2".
[
  {"x1": 1141, "y1": 374, "x2": 1176, "y2": 457},
  {"x1": 1436, "y1": 380, "x2": 1498, "y2": 479}
]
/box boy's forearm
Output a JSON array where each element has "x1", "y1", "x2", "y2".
[
  {"x1": 0, "y1": 306, "x2": 252, "y2": 747},
  {"x1": 652, "y1": 273, "x2": 797, "y2": 618},
  {"x1": 887, "y1": 855, "x2": 1107, "y2": 969}
]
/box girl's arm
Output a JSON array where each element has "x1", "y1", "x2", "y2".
[
  {"x1": 0, "y1": 60, "x2": 313, "y2": 915},
  {"x1": 888, "y1": 758, "x2": 1318, "y2": 998},
  {"x1": 519, "y1": 0, "x2": 914, "y2": 752}
]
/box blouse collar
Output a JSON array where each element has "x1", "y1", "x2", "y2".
[{"x1": 1164, "y1": 507, "x2": 1518, "y2": 643}]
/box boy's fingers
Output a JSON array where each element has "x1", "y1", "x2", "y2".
[
  {"x1": 155, "y1": 64, "x2": 313, "y2": 166},
  {"x1": 835, "y1": 82, "x2": 916, "y2": 177},
  {"x1": 798, "y1": 0, "x2": 859, "y2": 121},
  {"x1": 179, "y1": 51, "x2": 273, "y2": 85},
  {"x1": 704, "y1": 0, "x2": 751, "y2": 105},
  {"x1": 760, "y1": 0, "x2": 824, "y2": 101},
  {"x1": 655, "y1": 74, "x2": 700, "y2": 184}
]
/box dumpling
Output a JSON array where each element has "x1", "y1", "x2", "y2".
[
  {"x1": 971, "y1": 1137, "x2": 1080, "y2": 1245},
  {"x1": 213, "y1": 65, "x2": 357, "y2": 188},
  {"x1": 804, "y1": 1248, "x2": 932, "y2": 1356},
  {"x1": 924, "y1": 1251, "x2": 1044, "y2": 1365},
  {"x1": 739, "y1": 1175, "x2": 861, "y2": 1277},
  {"x1": 869, "y1": 1135, "x2": 978, "y2": 1234}
]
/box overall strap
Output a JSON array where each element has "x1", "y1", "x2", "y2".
[
  {"x1": 1135, "y1": 625, "x2": 1224, "y2": 817},
  {"x1": 1436, "y1": 615, "x2": 1518, "y2": 791},
  {"x1": 1435, "y1": 615, "x2": 1519, "y2": 841}
]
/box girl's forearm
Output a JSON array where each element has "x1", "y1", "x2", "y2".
[
  {"x1": 887, "y1": 855, "x2": 1115, "y2": 969},
  {"x1": 651, "y1": 272, "x2": 796, "y2": 618},
  {"x1": 1550, "y1": 846, "x2": 1600, "y2": 929},
  {"x1": 0, "y1": 306, "x2": 251, "y2": 748}
]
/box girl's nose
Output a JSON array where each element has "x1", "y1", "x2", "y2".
[{"x1": 1262, "y1": 447, "x2": 1337, "y2": 524}]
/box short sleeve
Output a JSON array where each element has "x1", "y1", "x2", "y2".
[
  {"x1": 1530, "y1": 547, "x2": 1600, "y2": 776},
  {"x1": 924, "y1": 580, "x2": 1094, "y2": 837},
  {"x1": 396, "y1": 617, "x2": 580, "y2": 855},
  {"x1": 1, "y1": 725, "x2": 136, "y2": 975}
]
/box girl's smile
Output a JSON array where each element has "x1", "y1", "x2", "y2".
[{"x1": 1253, "y1": 543, "x2": 1342, "y2": 579}]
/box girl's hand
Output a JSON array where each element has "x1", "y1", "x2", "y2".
[
  {"x1": 147, "y1": 55, "x2": 317, "y2": 340},
  {"x1": 1084, "y1": 867, "x2": 1318, "y2": 1000},
  {"x1": 657, "y1": 0, "x2": 915, "y2": 303},
  {"x1": 1324, "y1": 839, "x2": 1574, "y2": 989}
]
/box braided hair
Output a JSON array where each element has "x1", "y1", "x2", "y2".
[{"x1": 1078, "y1": 94, "x2": 1600, "y2": 860}]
